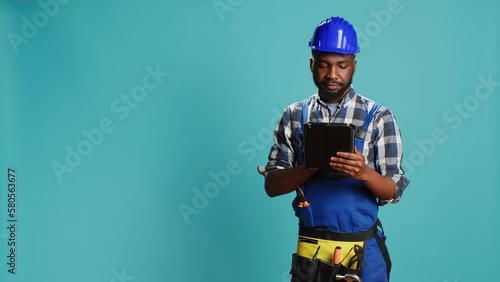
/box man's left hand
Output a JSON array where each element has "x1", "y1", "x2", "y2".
[{"x1": 329, "y1": 147, "x2": 368, "y2": 180}]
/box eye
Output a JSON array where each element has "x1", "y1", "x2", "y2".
[
  {"x1": 315, "y1": 62, "x2": 328, "y2": 69},
  {"x1": 339, "y1": 64, "x2": 348, "y2": 70}
]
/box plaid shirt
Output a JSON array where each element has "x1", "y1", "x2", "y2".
[{"x1": 258, "y1": 87, "x2": 410, "y2": 204}]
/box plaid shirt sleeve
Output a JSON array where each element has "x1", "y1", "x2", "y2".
[
  {"x1": 257, "y1": 104, "x2": 301, "y2": 176},
  {"x1": 372, "y1": 107, "x2": 410, "y2": 204}
]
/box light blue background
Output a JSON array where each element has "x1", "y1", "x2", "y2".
[{"x1": 1, "y1": 0, "x2": 498, "y2": 281}]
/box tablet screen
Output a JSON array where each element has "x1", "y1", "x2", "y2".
[{"x1": 304, "y1": 123, "x2": 355, "y2": 170}]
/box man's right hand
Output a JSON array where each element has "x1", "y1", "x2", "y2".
[{"x1": 265, "y1": 164, "x2": 318, "y2": 197}]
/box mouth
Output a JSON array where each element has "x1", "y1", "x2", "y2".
[{"x1": 324, "y1": 83, "x2": 342, "y2": 91}]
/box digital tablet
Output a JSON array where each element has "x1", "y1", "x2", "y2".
[{"x1": 304, "y1": 123, "x2": 355, "y2": 169}]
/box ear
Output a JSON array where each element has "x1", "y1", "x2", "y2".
[
  {"x1": 352, "y1": 57, "x2": 357, "y2": 75},
  {"x1": 309, "y1": 57, "x2": 314, "y2": 72}
]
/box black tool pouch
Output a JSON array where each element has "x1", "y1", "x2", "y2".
[{"x1": 290, "y1": 254, "x2": 362, "y2": 282}]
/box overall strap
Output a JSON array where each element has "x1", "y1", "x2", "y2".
[
  {"x1": 295, "y1": 97, "x2": 310, "y2": 140},
  {"x1": 296, "y1": 98, "x2": 310, "y2": 194},
  {"x1": 301, "y1": 98, "x2": 309, "y2": 125},
  {"x1": 355, "y1": 103, "x2": 380, "y2": 151}
]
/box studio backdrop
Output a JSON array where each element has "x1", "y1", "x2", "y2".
[{"x1": 1, "y1": 1, "x2": 498, "y2": 281}]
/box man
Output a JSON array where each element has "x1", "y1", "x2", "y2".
[{"x1": 258, "y1": 17, "x2": 409, "y2": 282}]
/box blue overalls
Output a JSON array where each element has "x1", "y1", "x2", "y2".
[{"x1": 291, "y1": 98, "x2": 391, "y2": 282}]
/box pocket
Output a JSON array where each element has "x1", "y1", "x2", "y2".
[
  {"x1": 297, "y1": 205, "x2": 315, "y2": 228},
  {"x1": 316, "y1": 262, "x2": 362, "y2": 282},
  {"x1": 291, "y1": 253, "x2": 361, "y2": 282},
  {"x1": 290, "y1": 254, "x2": 318, "y2": 282},
  {"x1": 315, "y1": 260, "x2": 341, "y2": 282}
]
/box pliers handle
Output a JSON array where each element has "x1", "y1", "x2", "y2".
[{"x1": 297, "y1": 187, "x2": 309, "y2": 208}]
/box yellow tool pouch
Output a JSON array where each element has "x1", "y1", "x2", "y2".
[
  {"x1": 297, "y1": 236, "x2": 364, "y2": 270},
  {"x1": 290, "y1": 222, "x2": 380, "y2": 282}
]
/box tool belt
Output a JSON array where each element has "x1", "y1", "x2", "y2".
[{"x1": 290, "y1": 220, "x2": 390, "y2": 282}]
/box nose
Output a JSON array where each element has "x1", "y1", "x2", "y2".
[{"x1": 326, "y1": 66, "x2": 339, "y2": 80}]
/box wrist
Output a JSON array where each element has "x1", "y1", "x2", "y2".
[{"x1": 358, "y1": 166, "x2": 375, "y2": 183}]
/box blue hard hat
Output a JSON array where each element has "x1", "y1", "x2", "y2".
[{"x1": 308, "y1": 17, "x2": 360, "y2": 54}]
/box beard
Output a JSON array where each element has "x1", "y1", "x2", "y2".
[{"x1": 313, "y1": 75, "x2": 354, "y2": 103}]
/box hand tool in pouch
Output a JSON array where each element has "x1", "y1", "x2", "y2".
[
  {"x1": 333, "y1": 246, "x2": 342, "y2": 265},
  {"x1": 296, "y1": 187, "x2": 314, "y2": 227},
  {"x1": 297, "y1": 187, "x2": 309, "y2": 208},
  {"x1": 335, "y1": 273, "x2": 362, "y2": 282}
]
